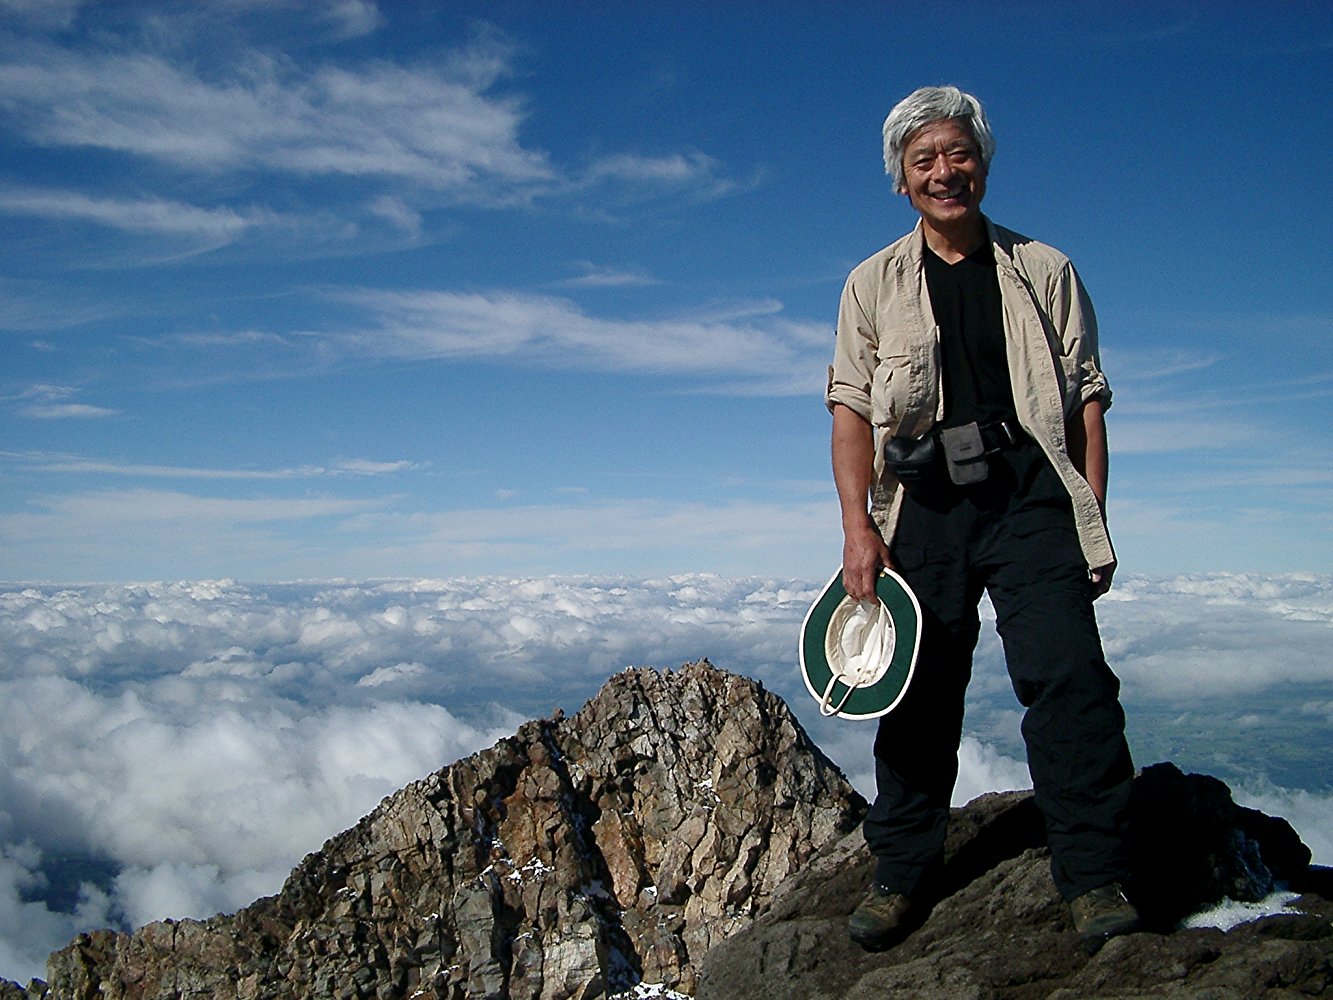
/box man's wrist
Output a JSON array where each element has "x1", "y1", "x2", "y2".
[{"x1": 841, "y1": 509, "x2": 877, "y2": 532}]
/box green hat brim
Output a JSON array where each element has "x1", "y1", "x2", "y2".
[{"x1": 799, "y1": 567, "x2": 922, "y2": 720}]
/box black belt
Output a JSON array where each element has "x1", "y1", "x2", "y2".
[{"x1": 973, "y1": 417, "x2": 1028, "y2": 453}]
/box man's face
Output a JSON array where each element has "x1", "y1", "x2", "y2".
[{"x1": 901, "y1": 119, "x2": 987, "y2": 232}]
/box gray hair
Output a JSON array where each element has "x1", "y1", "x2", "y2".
[{"x1": 882, "y1": 86, "x2": 996, "y2": 193}]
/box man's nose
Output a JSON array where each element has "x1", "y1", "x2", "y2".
[{"x1": 929, "y1": 152, "x2": 954, "y2": 180}]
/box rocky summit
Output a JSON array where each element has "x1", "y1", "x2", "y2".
[
  {"x1": 3, "y1": 660, "x2": 863, "y2": 999},
  {"x1": 3, "y1": 660, "x2": 1331, "y2": 1000}
]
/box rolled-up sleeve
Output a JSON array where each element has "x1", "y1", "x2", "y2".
[
  {"x1": 825, "y1": 270, "x2": 878, "y2": 420},
  {"x1": 1050, "y1": 260, "x2": 1112, "y2": 414}
]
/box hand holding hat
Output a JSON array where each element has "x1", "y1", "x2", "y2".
[{"x1": 799, "y1": 568, "x2": 922, "y2": 720}]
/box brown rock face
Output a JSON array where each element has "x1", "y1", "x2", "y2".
[{"x1": 24, "y1": 660, "x2": 864, "y2": 999}]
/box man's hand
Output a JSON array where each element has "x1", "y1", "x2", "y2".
[
  {"x1": 1090, "y1": 559, "x2": 1116, "y2": 598},
  {"x1": 842, "y1": 517, "x2": 892, "y2": 602}
]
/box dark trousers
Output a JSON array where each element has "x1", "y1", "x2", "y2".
[{"x1": 864, "y1": 442, "x2": 1134, "y2": 902}]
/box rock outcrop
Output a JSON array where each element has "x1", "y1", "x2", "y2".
[
  {"x1": 14, "y1": 661, "x2": 863, "y2": 999},
  {"x1": 698, "y1": 763, "x2": 1333, "y2": 1000},
  {"x1": 4, "y1": 662, "x2": 1330, "y2": 1000}
]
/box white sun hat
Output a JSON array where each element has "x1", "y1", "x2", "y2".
[{"x1": 799, "y1": 567, "x2": 922, "y2": 720}]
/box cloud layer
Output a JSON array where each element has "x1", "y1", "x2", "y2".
[{"x1": 1, "y1": 571, "x2": 1329, "y2": 981}]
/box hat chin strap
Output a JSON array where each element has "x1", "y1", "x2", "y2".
[{"x1": 818, "y1": 673, "x2": 859, "y2": 717}]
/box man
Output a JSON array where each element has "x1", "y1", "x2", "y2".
[{"x1": 827, "y1": 85, "x2": 1139, "y2": 953}]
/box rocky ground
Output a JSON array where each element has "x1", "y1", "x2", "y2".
[{"x1": 699, "y1": 767, "x2": 1333, "y2": 1000}]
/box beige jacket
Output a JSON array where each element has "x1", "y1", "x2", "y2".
[{"x1": 826, "y1": 217, "x2": 1115, "y2": 570}]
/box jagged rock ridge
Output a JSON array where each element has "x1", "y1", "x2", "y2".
[{"x1": 13, "y1": 660, "x2": 864, "y2": 999}]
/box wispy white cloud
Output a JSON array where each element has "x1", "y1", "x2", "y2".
[
  {"x1": 365, "y1": 193, "x2": 422, "y2": 235},
  {"x1": 575, "y1": 151, "x2": 750, "y2": 204},
  {"x1": 0, "y1": 488, "x2": 392, "y2": 582},
  {"x1": 326, "y1": 287, "x2": 827, "y2": 392},
  {"x1": 0, "y1": 13, "x2": 752, "y2": 223},
  {"x1": 332, "y1": 458, "x2": 416, "y2": 476},
  {"x1": 0, "y1": 185, "x2": 265, "y2": 243},
  {"x1": 1114, "y1": 376, "x2": 1333, "y2": 421},
  {"x1": 3, "y1": 451, "x2": 417, "y2": 480},
  {"x1": 103, "y1": 286, "x2": 825, "y2": 396},
  {"x1": 0, "y1": 37, "x2": 552, "y2": 198},
  {"x1": 1130, "y1": 461, "x2": 1333, "y2": 491},
  {"x1": 319, "y1": 0, "x2": 384, "y2": 41},
  {"x1": 322, "y1": 496, "x2": 843, "y2": 583},
  {"x1": 557, "y1": 262, "x2": 661, "y2": 289},
  {"x1": 356, "y1": 661, "x2": 427, "y2": 688},
  {"x1": 17, "y1": 402, "x2": 121, "y2": 420},
  {"x1": 1107, "y1": 493, "x2": 1333, "y2": 579},
  {"x1": 173, "y1": 0, "x2": 384, "y2": 43},
  {"x1": 0, "y1": 281, "x2": 144, "y2": 333},
  {"x1": 0, "y1": 12, "x2": 751, "y2": 269},
  {"x1": 8, "y1": 385, "x2": 121, "y2": 420},
  {"x1": 565, "y1": 150, "x2": 760, "y2": 216},
  {"x1": 1108, "y1": 415, "x2": 1253, "y2": 453},
  {"x1": 1107, "y1": 337, "x2": 1333, "y2": 422},
  {"x1": 1105, "y1": 347, "x2": 1224, "y2": 382},
  {"x1": 583, "y1": 152, "x2": 722, "y2": 185}
]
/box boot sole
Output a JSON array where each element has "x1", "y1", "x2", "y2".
[{"x1": 1079, "y1": 918, "x2": 1141, "y2": 955}]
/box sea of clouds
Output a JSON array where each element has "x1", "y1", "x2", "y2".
[{"x1": 1, "y1": 572, "x2": 1330, "y2": 982}]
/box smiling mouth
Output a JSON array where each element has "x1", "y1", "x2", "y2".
[{"x1": 930, "y1": 188, "x2": 967, "y2": 201}]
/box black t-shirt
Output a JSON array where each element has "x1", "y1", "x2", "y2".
[{"x1": 923, "y1": 241, "x2": 1018, "y2": 429}]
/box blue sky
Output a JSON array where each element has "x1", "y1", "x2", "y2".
[
  {"x1": 2, "y1": 0, "x2": 1331, "y2": 582},
  {"x1": 1, "y1": 5, "x2": 1331, "y2": 981}
]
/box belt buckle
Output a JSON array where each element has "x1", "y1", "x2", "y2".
[{"x1": 980, "y1": 418, "x2": 1017, "y2": 454}]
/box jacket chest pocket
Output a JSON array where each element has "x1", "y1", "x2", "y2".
[{"x1": 871, "y1": 352, "x2": 912, "y2": 428}]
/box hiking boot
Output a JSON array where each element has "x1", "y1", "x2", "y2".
[
  {"x1": 848, "y1": 885, "x2": 914, "y2": 950},
  {"x1": 1070, "y1": 882, "x2": 1140, "y2": 953}
]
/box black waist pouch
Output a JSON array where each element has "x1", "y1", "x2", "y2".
[{"x1": 882, "y1": 434, "x2": 939, "y2": 487}]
